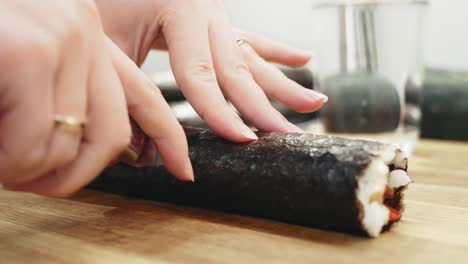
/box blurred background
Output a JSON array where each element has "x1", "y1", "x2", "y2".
[
  {"x1": 141, "y1": 0, "x2": 468, "y2": 143},
  {"x1": 142, "y1": 0, "x2": 468, "y2": 73}
]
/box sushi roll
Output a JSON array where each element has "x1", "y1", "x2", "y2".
[{"x1": 90, "y1": 128, "x2": 411, "y2": 237}]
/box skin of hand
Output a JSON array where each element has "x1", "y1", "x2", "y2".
[
  {"x1": 96, "y1": 0, "x2": 326, "y2": 135},
  {"x1": 95, "y1": 0, "x2": 329, "y2": 155},
  {"x1": 0, "y1": 0, "x2": 194, "y2": 197},
  {"x1": 0, "y1": 0, "x2": 328, "y2": 197}
]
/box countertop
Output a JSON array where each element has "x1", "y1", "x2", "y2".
[{"x1": 1, "y1": 139, "x2": 468, "y2": 263}]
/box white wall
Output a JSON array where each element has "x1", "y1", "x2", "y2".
[
  {"x1": 425, "y1": 0, "x2": 468, "y2": 70},
  {"x1": 142, "y1": 0, "x2": 468, "y2": 73}
]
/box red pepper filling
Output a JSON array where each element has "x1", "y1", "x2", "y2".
[{"x1": 384, "y1": 204, "x2": 401, "y2": 222}]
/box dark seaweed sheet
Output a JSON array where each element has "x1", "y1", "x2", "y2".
[{"x1": 90, "y1": 128, "x2": 394, "y2": 236}]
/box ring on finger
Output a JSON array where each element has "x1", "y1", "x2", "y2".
[
  {"x1": 236, "y1": 38, "x2": 248, "y2": 47},
  {"x1": 54, "y1": 114, "x2": 85, "y2": 135}
]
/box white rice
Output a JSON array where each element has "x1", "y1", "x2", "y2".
[{"x1": 356, "y1": 150, "x2": 410, "y2": 237}]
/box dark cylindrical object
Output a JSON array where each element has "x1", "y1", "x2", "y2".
[
  {"x1": 90, "y1": 128, "x2": 409, "y2": 237},
  {"x1": 419, "y1": 68, "x2": 468, "y2": 141},
  {"x1": 322, "y1": 73, "x2": 401, "y2": 133},
  {"x1": 156, "y1": 67, "x2": 315, "y2": 102}
]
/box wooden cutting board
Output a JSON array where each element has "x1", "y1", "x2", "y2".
[{"x1": 1, "y1": 139, "x2": 468, "y2": 263}]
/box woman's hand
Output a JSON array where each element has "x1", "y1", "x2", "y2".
[
  {"x1": 0, "y1": 0, "x2": 193, "y2": 197},
  {"x1": 96, "y1": 0, "x2": 328, "y2": 143}
]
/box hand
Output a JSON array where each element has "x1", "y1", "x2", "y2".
[
  {"x1": 0, "y1": 0, "x2": 193, "y2": 197},
  {"x1": 97, "y1": 0, "x2": 328, "y2": 143}
]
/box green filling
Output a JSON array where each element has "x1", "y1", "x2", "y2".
[{"x1": 382, "y1": 205, "x2": 390, "y2": 226}]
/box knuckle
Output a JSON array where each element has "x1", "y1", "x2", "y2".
[
  {"x1": 234, "y1": 63, "x2": 250, "y2": 73},
  {"x1": 184, "y1": 61, "x2": 217, "y2": 83},
  {"x1": 63, "y1": 16, "x2": 85, "y2": 44},
  {"x1": 60, "y1": 2, "x2": 98, "y2": 44},
  {"x1": 74, "y1": 0, "x2": 100, "y2": 21}
]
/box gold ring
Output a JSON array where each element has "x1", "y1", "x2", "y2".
[
  {"x1": 54, "y1": 115, "x2": 85, "y2": 134},
  {"x1": 236, "y1": 38, "x2": 248, "y2": 46}
]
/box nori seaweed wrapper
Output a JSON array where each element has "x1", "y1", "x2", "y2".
[{"x1": 90, "y1": 128, "x2": 403, "y2": 236}]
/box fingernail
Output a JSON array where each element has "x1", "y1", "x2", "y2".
[
  {"x1": 285, "y1": 121, "x2": 304, "y2": 133},
  {"x1": 321, "y1": 94, "x2": 329, "y2": 103},
  {"x1": 305, "y1": 89, "x2": 328, "y2": 103},
  {"x1": 184, "y1": 157, "x2": 195, "y2": 182},
  {"x1": 236, "y1": 119, "x2": 258, "y2": 140}
]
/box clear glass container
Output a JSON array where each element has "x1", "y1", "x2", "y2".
[{"x1": 305, "y1": 0, "x2": 428, "y2": 153}]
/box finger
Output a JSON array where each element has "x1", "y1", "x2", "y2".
[
  {"x1": 209, "y1": 12, "x2": 296, "y2": 132},
  {"x1": 13, "y1": 40, "x2": 131, "y2": 197},
  {"x1": 39, "y1": 32, "x2": 88, "y2": 174},
  {"x1": 151, "y1": 29, "x2": 312, "y2": 68},
  {"x1": 241, "y1": 43, "x2": 327, "y2": 113},
  {"x1": 163, "y1": 12, "x2": 257, "y2": 142},
  {"x1": 152, "y1": 35, "x2": 168, "y2": 51},
  {"x1": 235, "y1": 30, "x2": 312, "y2": 68},
  {"x1": 107, "y1": 37, "x2": 194, "y2": 182}
]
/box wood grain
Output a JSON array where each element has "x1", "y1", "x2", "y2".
[{"x1": 1, "y1": 139, "x2": 468, "y2": 263}]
